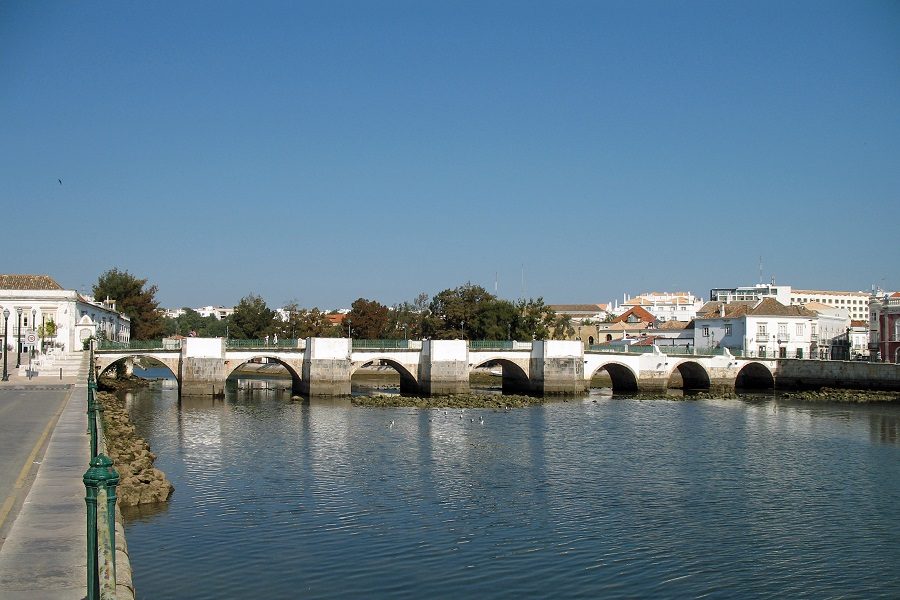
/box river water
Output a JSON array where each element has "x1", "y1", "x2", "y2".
[{"x1": 120, "y1": 374, "x2": 900, "y2": 599}]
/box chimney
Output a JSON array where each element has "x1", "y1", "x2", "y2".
[{"x1": 720, "y1": 304, "x2": 725, "y2": 317}]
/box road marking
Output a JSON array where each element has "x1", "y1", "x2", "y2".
[{"x1": 0, "y1": 391, "x2": 69, "y2": 531}]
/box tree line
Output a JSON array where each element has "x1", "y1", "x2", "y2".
[{"x1": 93, "y1": 269, "x2": 575, "y2": 341}]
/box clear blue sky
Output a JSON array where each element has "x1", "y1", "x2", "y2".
[{"x1": 2, "y1": 1, "x2": 898, "y2": 309}]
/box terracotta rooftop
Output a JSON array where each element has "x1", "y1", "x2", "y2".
[
  {"x1": 597, "y1": 321, "x2": 650, "y2": 331},
  {"x1": 656, "y1": 320, "x2": 690, "y2": 330},
  {"x1": 624, "y1": 293, "x2": 693, "y2": 306},
  {"x1": 611, "y1": 305, "x2": 657, "y2": 324},
  {"x1": 697, "y1": 298, "x2": 817, "y2": 319},
  {"x1": 0, "y1": 274, "x2": 64, "y2": 290}
]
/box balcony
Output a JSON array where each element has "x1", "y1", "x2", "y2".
[{"x1": 777, "y1": 333, "x2": 791, "y2": 343}]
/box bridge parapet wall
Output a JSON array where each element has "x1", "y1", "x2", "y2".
[{"x1": 774, "y1": 359, "x2": 900, "y2": 391}]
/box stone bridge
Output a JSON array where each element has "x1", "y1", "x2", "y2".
[{"x1": 94, "y1": 337, "x2": 900, "y2": 397}]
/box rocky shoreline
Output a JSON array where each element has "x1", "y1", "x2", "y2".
[
  {"x1": 97, "y1": 378, "x2": 174, "y2": 506},
  {"x1": 351, "y1": 393, "x2": 545, "y2": 409},
  {"x1": 776, "y1": 387, "x2": 900, "y2": 404}
]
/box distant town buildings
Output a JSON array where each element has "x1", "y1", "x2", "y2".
[
  {"x1": 613, "y1": 292, "x2": 705, "y2": 322},
  {"x1": 548, "y1": 304, "x2": 609, "y2": 323},
  {"x1": 709, "y1": 282, "x2": 870, "y2": 322},
  {"x1": 869, "y1": 292, "x2": 900, "y2": 363}
]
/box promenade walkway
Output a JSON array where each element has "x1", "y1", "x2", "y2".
[{"x1": 0, "y1": 363, "x2": 88, "y2": 598}]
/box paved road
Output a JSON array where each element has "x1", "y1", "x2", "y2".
[{"x1": 0, "y1": 385, "x2": 70, "y2": 545}]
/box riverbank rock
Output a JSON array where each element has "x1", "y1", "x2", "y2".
[
  {"x1": 351, "y1": 394, "x2": 545, "y2": 409},
  {"x1": 98, "y1": 375, "x2": 150, "y2": 392},
  {"x1": 778, "y1": 388, "x2": 900, "y2": 404},
  {"x1": 96, "y1": 390, "x2": 174, "y2": 506}
]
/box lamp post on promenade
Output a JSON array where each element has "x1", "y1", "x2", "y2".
[
  {"x1": 15, "y1": 308, "x2": 22, "y2": 368},
  {"x1": 31, "y1": 308, "x2": 36, "y2": 358},
  {"x1": 2, "y1": 308, "x2": 9, "y2": 381}
]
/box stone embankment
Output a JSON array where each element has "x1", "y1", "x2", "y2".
[{"x1": 97, "y1": 379, "x2": 174, "y2": 506}]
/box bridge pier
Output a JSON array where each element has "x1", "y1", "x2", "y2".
[
  {"x1": 180, "y1": 338, "x2": 226, "y2": 397},
  {"x1": 530, "y1": 341, "x2": 585, "y2": 395},
  {"x1": 419, "y1": 340, "x2": 469, "y2": 396},
  {"x1": 301, "y1": 338, "x2": 351, "y2": 396}
]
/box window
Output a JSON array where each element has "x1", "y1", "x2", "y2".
[
  {"x1": 724, "y1": 324, "x2": 732, "y2": 336},
  {"x1": 703, "y1": 326, "x2": 710, "y2": 337},
  {"x1": 779, "y1": 347, "x2": 787, "y2": 358},
  {"x1": 757, "y1": 323, "x2": 767, "y2": 337},
  {"x1": 759, "y1": 346, "x2": 767, "y2": 357},
  {"x1": 796, "y1": 323, "x2": 805, "y2": 336}
]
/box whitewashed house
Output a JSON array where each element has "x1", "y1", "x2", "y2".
[
  {"x1": 0, "y1": 274, "x2": 131, "y2": 356},
  {"x1": 694, "y1": 298, "x2": 818, "y2": 358}
]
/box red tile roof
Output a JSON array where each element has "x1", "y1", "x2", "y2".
[
  {"x1": 0, "y1": 274, "x2": 63, "y2": 290},
  {"x1": 611, "y1": 305, "x2": 656, "y2": 324}
]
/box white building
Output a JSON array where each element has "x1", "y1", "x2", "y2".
[
  {"x1": 694, "y1": 298, "x2": 819, "y2": 359},
  {"x1": 789, "y1": 289, "x2": 870, "y2": 322},
  {"x1": 709, "y1": 283, "x2": 870, "y2": 322},
  {"x1": 0, "y1": 274, "x2": 131, "y2": 355},
  {"x1": 194, "y1": 305, "x2": 234, "y2": 320},
  {"x1": 613, "y1": 292, "x2": 705, "y2": 322}
]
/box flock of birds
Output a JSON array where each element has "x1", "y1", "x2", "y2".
[{"x1": 389, "y1": 409, "x2": 497, "y2": 429}]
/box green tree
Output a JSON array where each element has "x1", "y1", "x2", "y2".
[
  {"x1": 347, "y1": 298, "x2": 390, "y2": 339},
  {"x1": 163, "y1": 308, "x2": 228, "y2": 338},
  {"x1": 516, "y1": 297, "x2": 557, "y2": 340},
  {"x1": 551, "y1": 313, "x2": 575, "y2": 340},
  {"x1": 229, "y1": 294, "x2": 275, "y2": 339},
  {"x1": 423, "y1": 283, "x2": 501, "y2": 340},
  {"x1": 273, "y1": 303, "x2": 336, "y2": 339},
  {"x1": 93, "y1": 268, "x2": 165, "y2": 340}
]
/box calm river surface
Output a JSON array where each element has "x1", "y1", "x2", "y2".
[{"x1": 121, "y1": 377, "x2": 900, "y2": 599}]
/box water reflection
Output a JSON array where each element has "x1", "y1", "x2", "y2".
[
  {"x1": 870, "y1": 412, "x2": 900, "y2": 445},
  {"x1": 119, "y1": 379, "x2": 900, "y2": 600}
]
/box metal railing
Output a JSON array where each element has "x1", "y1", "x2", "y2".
[
  {"x1": 586, "y1": 344, "x2": 743, "y2": 357},
  {"x1": 225, "y1": 338, "x2": 304, "y2": 349},
  {"x1": 96, "y1": 339, "x2": 179, "y2": 351},
  {"x1": 468, "y1": 340, "x2": 532, "y2": 351},
  {"x1": 85, "y1": 348, "x2": 119, "y2": 599},
  {"x1": 352, "y1": 339, "x2": 414, "y2": 350}
]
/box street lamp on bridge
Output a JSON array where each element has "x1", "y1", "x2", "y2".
[
  {"x1": 2, "y1": 308, "x2": 9, "y2": 381},
  {"x1": 15, "y1": 308, "x2": 22, "y2": 368}
]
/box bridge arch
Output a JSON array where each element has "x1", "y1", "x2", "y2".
[
  {"x1": 350, "y1": 357, "x2": 419, "y2": 394},
  {"x1": 588, "y1": 361, "x2": 639, "y2": 392},
  {"x1": 470, "y1": 357, "x2": 531, "y2": 394},
  {"x1": 735, "y1": 362, "x2": 775, "y2": 390},
  {"x1": 224, "y1": 355, "x2": 302, "y2": 392},
  {"x1": 97, "y1": 354, "x2": 179, "y2": 381},
  {"x1": 668, "y1": 360, "x2": 711, "y2": 391}
]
